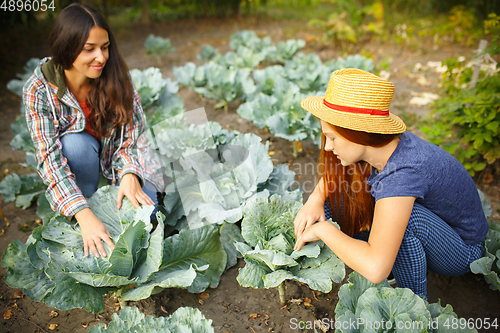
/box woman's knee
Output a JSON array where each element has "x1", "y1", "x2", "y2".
[
  {"x1": 60, "y1": 132, "x2": 100, "y2": 197},
  {"x1": 61, "y1": 132, "x2": 100, "y2": 162}
]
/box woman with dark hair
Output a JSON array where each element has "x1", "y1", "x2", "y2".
[
  {"x1": 293, "y1": 68, "x2": 488, "y2": 299},
  {"x1": 23, "y1": 3, "x2": 159, "y2": 258}
]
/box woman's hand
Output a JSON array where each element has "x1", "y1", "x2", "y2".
[
  {"x1": 75, "y1": 208, "x2": 115, "y2": 257},
  {"x1": 117, "y1": 173, "x2": 154, "y2": 209},
  {"x1": 294, "y1": 221, "x2": 323, "y2": 251},
  {"x1": 294, "y1": 196, "x2": 326, "y2": 240}
]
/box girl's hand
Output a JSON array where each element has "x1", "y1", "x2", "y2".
[
  {"x1": 294, "y1": 197, "x2": 325, "y2": 240},
  {"x1": 75, "y1": 208, "x2": 115, "y2": 257},
  {"x1": 117, "y1": 173, "x2": 154, "y2": 209},
  {"x1": 294, "y1": 221, "x2": 324, "y2": 251}
]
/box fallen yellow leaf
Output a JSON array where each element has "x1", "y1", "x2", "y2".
[
  {"x1": 3, "y1": 310, "x2": 12, "y2": 320},
  {"x1": 48, "y1": 324, "x2": 59, "y2": 330},
  {"x1": 199, "y1": 292, "x2": 209, "y2": 299},
  {"x1": 12, "y1": 290, "x2": 24, "y2": 299}
]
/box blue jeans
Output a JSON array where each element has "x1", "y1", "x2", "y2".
[
  {"x1": 325, "y1": 200, "x2": 484, "y2": 299},
  {"x1": 60, "y1": 131, "x2": 159, "y2": 205}
]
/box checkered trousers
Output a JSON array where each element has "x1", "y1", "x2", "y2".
[{"x1": 324, "y1": 201, "x2": 485, "y2": 299}]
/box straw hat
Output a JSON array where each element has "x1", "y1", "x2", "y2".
[{"x1": 301, "y1": 68, "x2": 406, "y2": 134}]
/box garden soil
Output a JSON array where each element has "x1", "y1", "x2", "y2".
[{"x1": 1, "y1": 16, "x2": 500, "y2": 333}]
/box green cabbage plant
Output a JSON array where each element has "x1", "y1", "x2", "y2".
[
  {"x1": 198, "y1": 45, "x2": 221, "y2": 63},
  {"x1": 173, "y1": 62, "x2": 207, "y2": 91},
  {"x1": 0, "y1": 173, "x2": 51, "y2": 218},
  {"x1": 6, "y1": 57, "x2": 40, "y2": 97},
  {"x1": 235, "y1": 195, "x2": 345, "y2": 305},
  {"x1": 193, "y1": 61, "x2": 256, "y2": 111},
  {"x1": 174, "y1": 61, "x2": 256, "y2": 111},
  {"x1": 1, "y1": 186, "x2": 227, "y2": 313},
  {"x1": 129, "y1": 67, "x2": 185, "y2": 127},
  {"x1": 144, "y1": 34, "x2": 175, "y2": 65},
  {"x1": 269, "y1": 39, "x2": 306, "y2": 64},
  {"x1": 236, "y1": 79, "x2": 321, "y2": 156},
  {"x1": 335, "y1": 271, "x2": 477, "y2": 333},
  {"x1": 89, "y1": 306, "x2": 213, "y2": 333},
  {"x1": 149, "y1": 119, "x2": 302, "y2": 230},
  {"x1": 470, "y1": 190, "x2": 500, "y2": 291},
  {"x1": 1, "y1": 57, "x2": 48, "y2": 218},
  {"x1": 470, "y1": 220, "x2": 500, "y2": 291},
  {"x1": 229, "y1": 30, "x2": 276, "y2": 61}
]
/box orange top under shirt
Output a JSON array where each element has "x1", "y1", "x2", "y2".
[{"x1": 79, "y1": 102, "x2": 100, "y2": 140}]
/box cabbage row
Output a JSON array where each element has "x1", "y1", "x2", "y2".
[{"x1": 173, "y1": 30, "x2": 375, "y2": 155}]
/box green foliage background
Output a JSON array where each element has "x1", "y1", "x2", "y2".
[{"x1": 421, "y1": 13, "x2": 500, "y2": 178}]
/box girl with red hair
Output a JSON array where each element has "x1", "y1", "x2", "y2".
[{"x1": 294, "y1": 68, "x2": 488, "y2": 299}]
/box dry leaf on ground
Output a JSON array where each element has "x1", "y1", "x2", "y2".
[
  {"x1": 3, "y1": 310, "x2": 12, "y2": 320},
  {"x1": 11, "y1": 290, "x2": 24, "y2": 299}
]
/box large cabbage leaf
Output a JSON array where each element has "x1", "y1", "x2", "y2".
[
  {"x1": 335, "y1": 271, "x2": 477, "y2": 333},
  {"x1": 251, "y1": 65, "x2": 286, "y2": 95},
  {"x1": 150, "y1": 119, "x2": 300, "y2": 229},
  {"x1": 6, "y1": 57, "x2": 40, "y2": 98},
  {"x1": 89, "y1": 306, "x2": 213, "y2": 333},
  {"x1": 235, "y1": 195, "x2": 345, "y2": 297},
  {"x1": 469, "y1": 191, "x2": 500, "y2": 291},
  {"x1": 470, "y1": 220, "x2": 500, "y2": 291},
  {"x1": 1, "y1": 186, "x2": 227, "y2": 313}
]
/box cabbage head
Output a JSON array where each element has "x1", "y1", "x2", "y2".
[{"x1": 235, "y1": 195, "x2": 345, "y2": 296}]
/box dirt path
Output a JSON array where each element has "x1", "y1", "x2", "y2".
[{"x1": 1, "y1": 16, "x2": 499, "y2": 333}]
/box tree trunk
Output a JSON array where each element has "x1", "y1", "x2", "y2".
[
  {"x1": 232, "y1": 0, "x2": 241, "y2": 17},
  {"x1": 141, "y1": 0, "x2": 150, "y2": 25},
  {"x1": 101, "y1": 0, "x2": 109, "y2": 20}
]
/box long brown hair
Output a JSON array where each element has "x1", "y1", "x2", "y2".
[
  {"x1": 49, "y1": 3, "x2": 133, "y2": 138},
  {"x1": 319, "y1": 125, "x2": 399, "y2": 236}
]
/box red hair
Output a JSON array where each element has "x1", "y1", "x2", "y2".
[{"x1": 319, "y1": 125, "x2": 399, "y2": 236}]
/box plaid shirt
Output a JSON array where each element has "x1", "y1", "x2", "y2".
[{"x1": 23, "y1": 58, "x2": 147, "y2": 217}]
